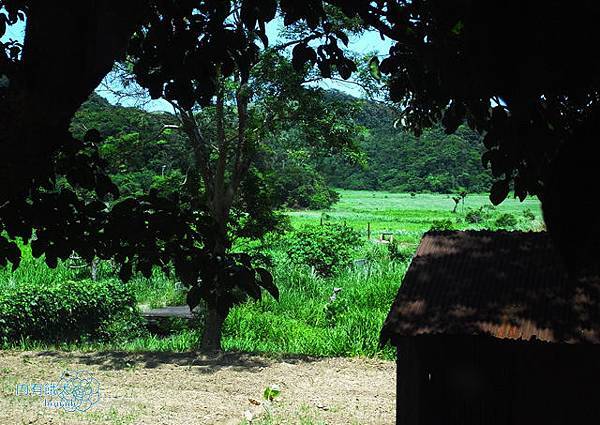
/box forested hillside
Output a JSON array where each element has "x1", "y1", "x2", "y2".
[
  {"x1": 319, "y1": 92, "x2": 492, "y2": 193},
  {"x1": 70, "y1": 94, "x2": 191, "y2": 199},
  {"x1": 70, "y1": 92, "x2": 349, "y2": 210},
  {"x1": 71, "y1": 91, "x2": 492, "y2": 212}
]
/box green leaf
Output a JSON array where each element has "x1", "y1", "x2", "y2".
[
  {"x1": 233, "y1": 266, "x2": 262, "y2": 300},
  {"x1": 490, "y1": 180, "x2": 510, "y2": 206},
  {"x1": 263, "y1": 385, "x2": 281, "y2": 401},
  {"x1": 335, "y1": 30, "x2": 349, "y2": 47},
  {"x1": 256, "y1": 267, "x2": 278, "y2": 300},
  {"x1": 451, "y1": 20, "x2": 464, "y2": 35},
  {"x1": 186, "y1": 285, "x2": 202, "y2": 311},
  {"x1": 368, "y1": 56, "x2": 382, "y2": 82}
]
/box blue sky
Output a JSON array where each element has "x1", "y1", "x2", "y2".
[
  {"x1": 1, "y1": 16, "x2": 24, "y2": 41},
  {"x1": 1, "y1": 16, "x2": 393, "y2": 111}
]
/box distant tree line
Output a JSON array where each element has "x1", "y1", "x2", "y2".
[{"x1": 318, "y1": 92, "x2": 492, "y2": 194}]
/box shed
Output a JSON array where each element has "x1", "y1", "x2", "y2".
[{"x1": 380, "y1": 231, "x2": 600, "y2": 425}]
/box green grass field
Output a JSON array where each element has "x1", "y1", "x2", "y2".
[
  {"x1": 289, "y1": 190, "x2": 542, "y2": 242},
  {"x1": 1, "y1": 190, "x2": 542, "y2": 360}
]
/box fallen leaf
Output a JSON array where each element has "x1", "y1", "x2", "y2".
[{"x1": 248, "y1": 398, "x2": 261, "y2": 406}]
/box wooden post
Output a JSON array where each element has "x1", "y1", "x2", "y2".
[{"x1": 367, "y1": 222, "x2": 371, "y2": 240}]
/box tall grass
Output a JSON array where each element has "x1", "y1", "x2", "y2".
[
  {"x1": 2, "y1": 245, "x2": 403, "y2": 359},
  {"x1": 127, "y1": 269, "x2": 185, "y2": 309},
  {"x1": 222, "y1": 247, "x2": 403, "y2": 360},
  {"x1": 0, "y1": 244, "x2": 185, "y2": 309},
  {"x1": 1, "y1": 191, "x2": 542, "y2": 358}
]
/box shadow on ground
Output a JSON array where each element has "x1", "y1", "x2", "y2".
[{"x1": 27, "y1": 350, "x2": 324, "y2": 373}]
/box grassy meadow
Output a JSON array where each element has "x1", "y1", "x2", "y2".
[
  {"x1": 1, "y1": 190, "x2": 542, "y2": 360},
  {"x1": 289, "y1": 190, "x2": 542, "y2": 233}
]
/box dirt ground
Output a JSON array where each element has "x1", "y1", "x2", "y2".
[{"x1": 0, "y1": 350, "x2": 396, "y2": 425}]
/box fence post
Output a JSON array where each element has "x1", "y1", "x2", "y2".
[{"x1": 367, "y1": 222, "x2": 371, "y2": 240}]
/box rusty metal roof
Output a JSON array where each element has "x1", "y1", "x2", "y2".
[{"x1": 380, "y1": 231, "x2": 600, "y2": 346}]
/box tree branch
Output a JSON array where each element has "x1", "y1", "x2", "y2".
[
  {"x1": 176, "y1": 106, "x2": 214, "y2": 197},
  {"x1": 229, "y1": 81, "x2": 251, "y2": 203},
  {"x1": 272, "y1": 32, "x2": 324, "y2": 51}
]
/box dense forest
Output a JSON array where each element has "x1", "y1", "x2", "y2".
[{"x1": 319, "y1": 92, "x2": 492, "y2": 193}]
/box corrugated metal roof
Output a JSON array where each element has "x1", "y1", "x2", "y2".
[{"x1": 380, "y1": 231, "x2": 600, "y2": 346}]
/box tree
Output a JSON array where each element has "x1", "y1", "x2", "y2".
[
  {"x1": 318, "y1": 110, "x2": 492, "y2": 194},
  {"x1": 1, "y1": 1, "x2": 368, "y2": 290},
  {"x1": 458, "y1": 189, "x2": 467, "y2": 212},
  {"x1": 1, "y1": 1, "x2": 359, "y2": 311},
  {"x1": 122, "y1": 40, "x2": 362, "y2": 348},
  {"x1": 451, "y1": 196, "x2": 461, "y2": 214}
]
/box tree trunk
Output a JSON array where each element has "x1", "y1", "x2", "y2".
[{"x1": 201, "y1": 307, "x2": 227, "y2": 351}]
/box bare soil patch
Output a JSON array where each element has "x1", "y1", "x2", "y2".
[{"x1": 0, "y1": 350, "x2": 395, "y2": 424}]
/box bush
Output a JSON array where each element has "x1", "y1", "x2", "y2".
[
  {"x1": 465, "y1": 207, "x2": 484, "y2": 224},
  {"x1": 495, "y1": 213, "x2": 518, "y2": 229},
  {"x1": 464, "y1": 205, "x2": 495, "y2": 224},
  {"x1": 0, "y1": 277, "x2": 143, "y2": 344},
  {"x1": 429, "y1": 219, "x2": 455, "y2": 231},
  {"x1": 523, "y1": 208, "x2": 536, "y2": 221},
  {"x1": 387, "y1": 240, "x2": 413, "y2": 263},
  {"x1": 283, "y1": 223, "x2": 363, "y2": 276}
]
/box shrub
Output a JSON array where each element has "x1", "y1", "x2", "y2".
[
  {"x1": 283, "y1": 223, "x2": 363, "y2": 276},
  {"x1": 465, "y1": 207, "x2": 484, "y2": 223},
  {"x1": 523, "y1": 208, "x2": 536, "y2": 221},
  {"x1": 495, "y1": 213, "x2": 518, "y2": 229},
  {"x1": 464, "y1": 205, "x2": 495, "y2": 224},
  {"x1": 429, "y1": 219, "x2": 455, "y2": 231},
  {"x1": 0, "y1": 277, "x2": 143, "y2": 344},
  {"x1": 387, "y1": 240, "x2": 413, "y2": 263}
]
